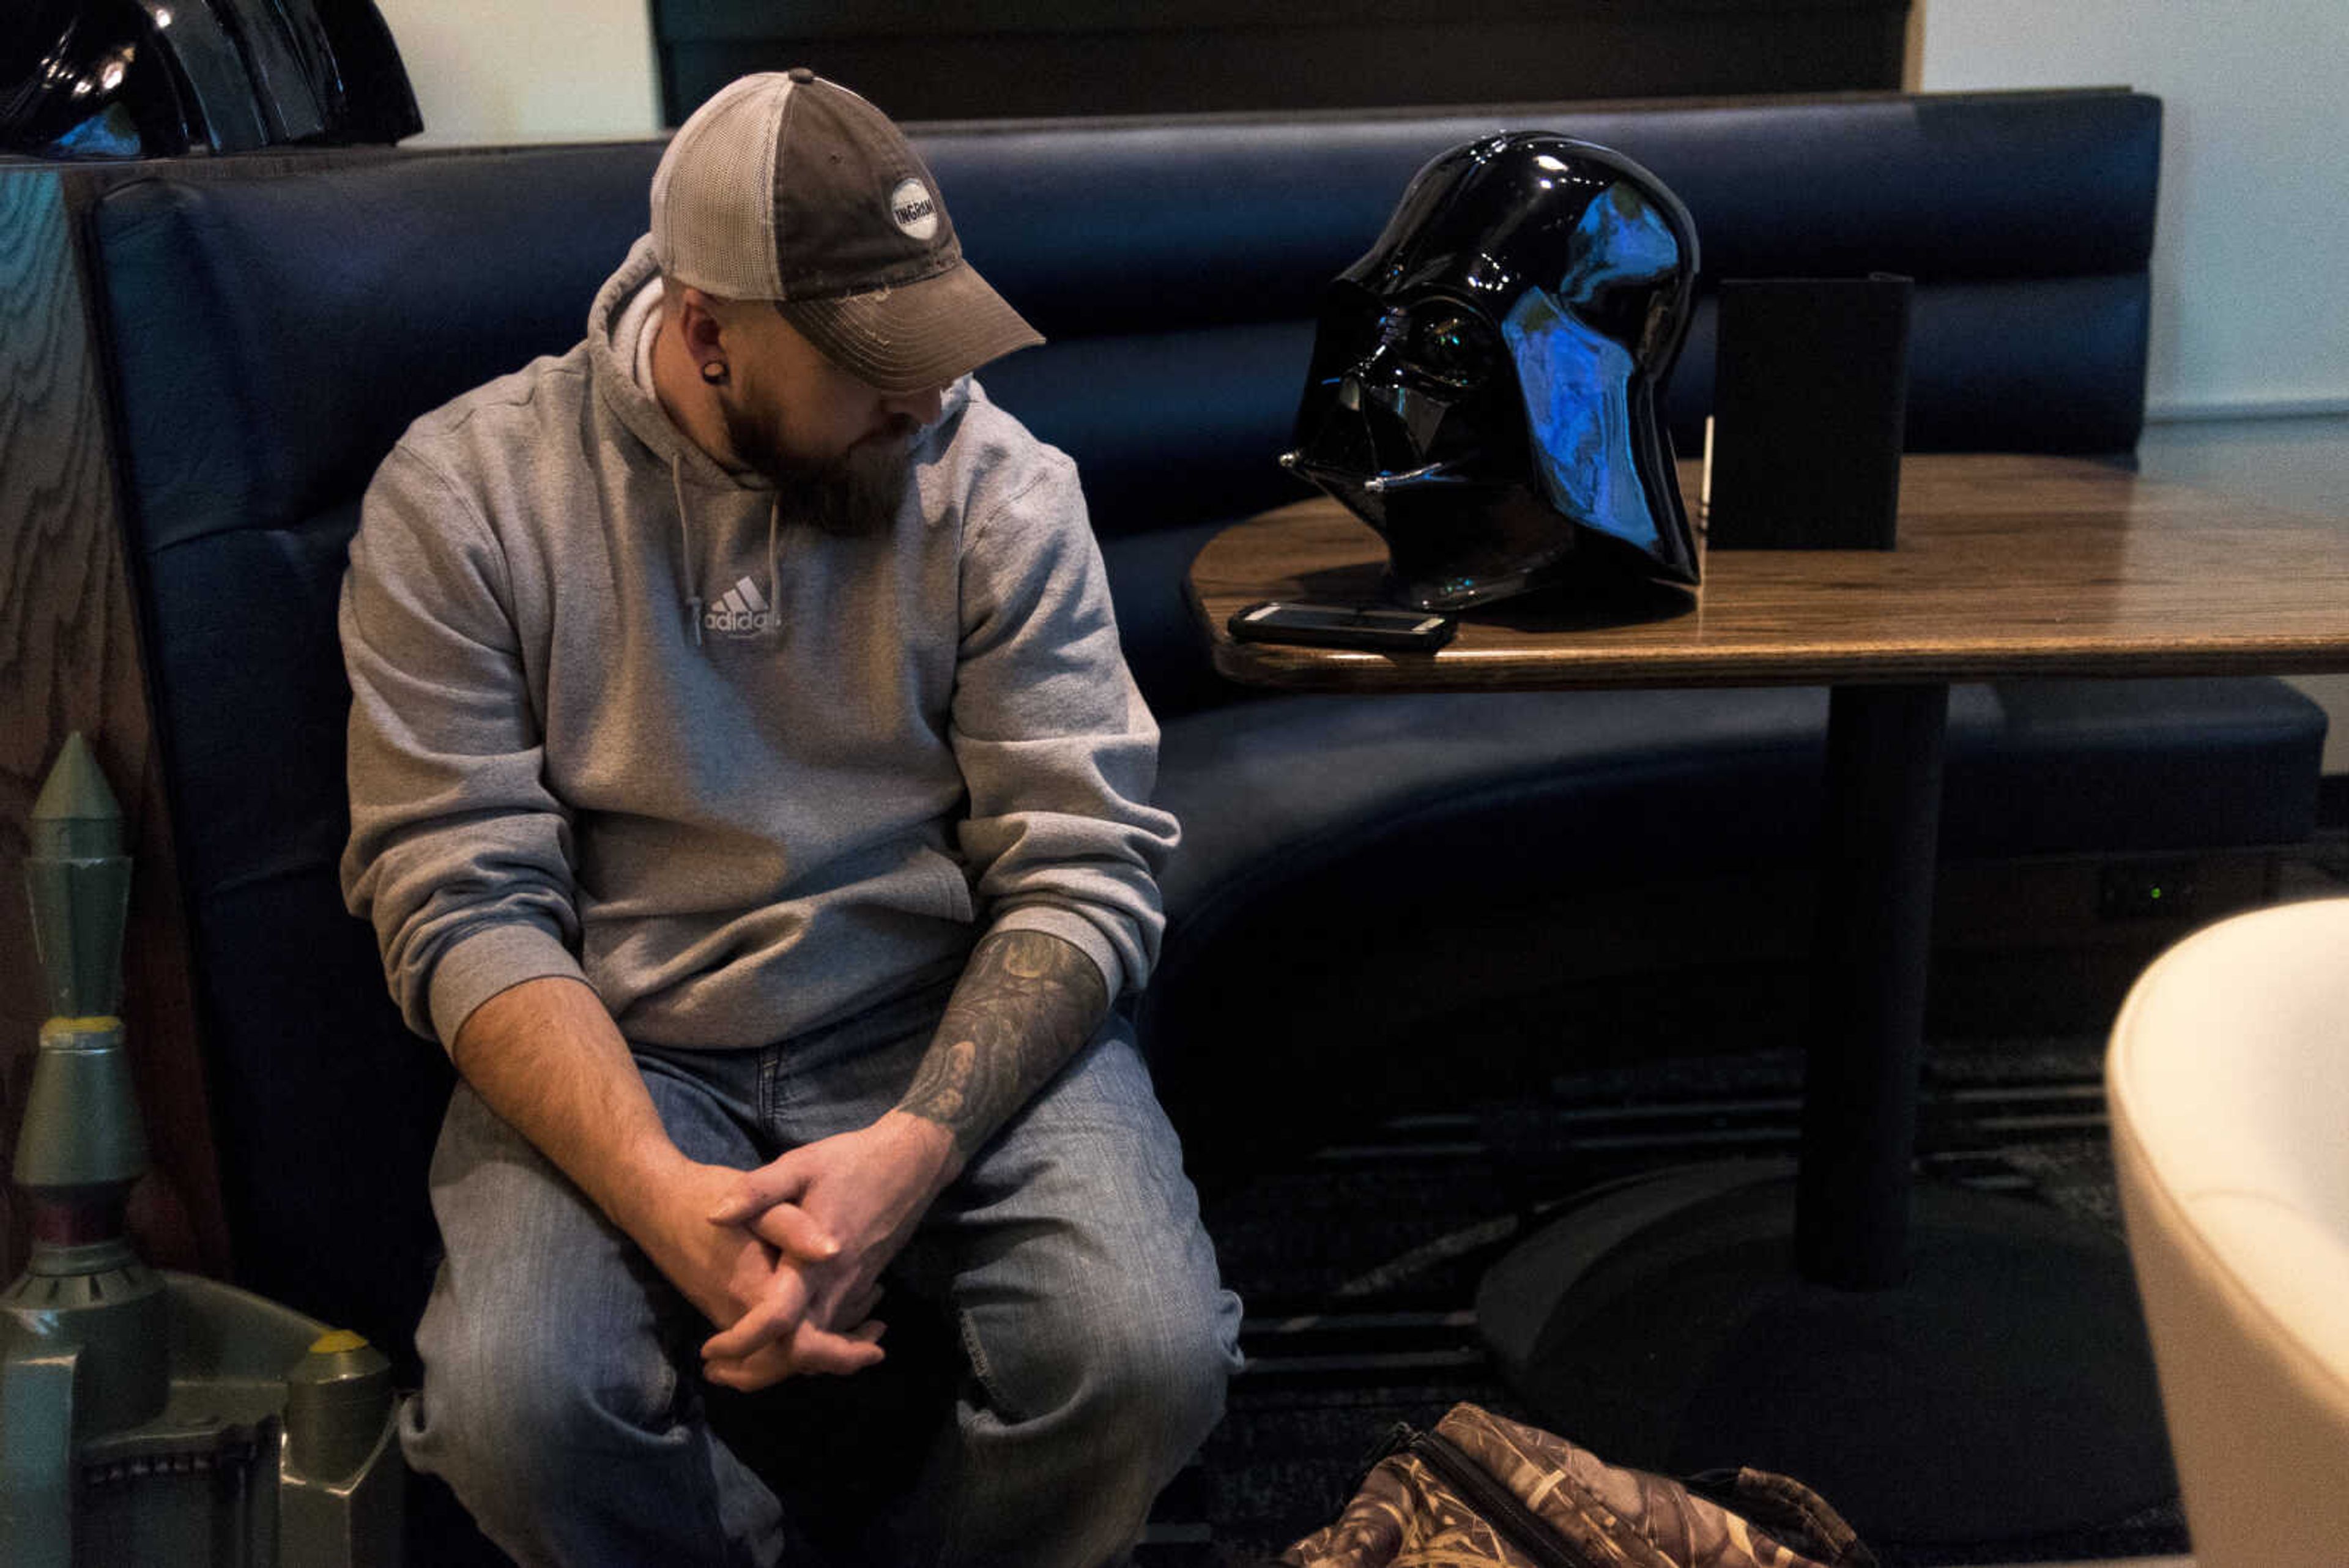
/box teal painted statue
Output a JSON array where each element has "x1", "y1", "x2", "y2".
[{"x1": 1, "y1": 734, "x2": 404, "y2": 1566}]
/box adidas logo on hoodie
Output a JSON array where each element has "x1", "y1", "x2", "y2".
[{"x1": 703, "y1": 575, "x2": 779, "y2": 636}]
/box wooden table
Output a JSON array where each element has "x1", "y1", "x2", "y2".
[
  {"x1": 1188, "y1": 452, "x2": 2349, "y2": 1540},
  {"x1": 1193, "y1": 453, "x2": 2349, "y2": 691}
]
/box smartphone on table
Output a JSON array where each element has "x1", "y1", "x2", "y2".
[{"x1": 1227, "y1": 600, "x2": 1457, "y2": 652}]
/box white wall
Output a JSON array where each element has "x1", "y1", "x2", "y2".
[
  {"x1": 1921, "y1": 1, "x2": 2349, "y2": 422},
  {"x1": 374, "y1": 0, "x2": 660, "y2": 146}
]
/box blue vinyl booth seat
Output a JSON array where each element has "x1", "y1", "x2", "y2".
[{"x1": 80, "y1": 89, "x2": 2323, "y2": 1380}]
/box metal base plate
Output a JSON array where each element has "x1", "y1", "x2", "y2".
[{"x1": 1476, "y1": 1164, "x2": 2177, "y2": 1544}]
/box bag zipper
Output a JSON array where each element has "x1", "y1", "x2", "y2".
[
  {"x1": 1387, "y1": 1424, "x2": 1600, "y2": 1568},
  {"x1": 1683, "y1": 1467, "x2": 1875, "y2": 1568}
]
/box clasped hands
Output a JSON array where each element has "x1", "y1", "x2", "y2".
[{"x1": 651, "y1": 1110, "x2": 962, "y2": 1393}]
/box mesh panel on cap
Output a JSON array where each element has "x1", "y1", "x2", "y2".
[{"x1": 652, "y1": 74, "x2": 787, "y2": 299}]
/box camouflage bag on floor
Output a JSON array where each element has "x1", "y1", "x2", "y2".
[{"x1": 1282, "y1": 1403, "x2": 1877, "y2": 1568}]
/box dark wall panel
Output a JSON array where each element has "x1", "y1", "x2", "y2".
[{"x1": 655, "y1": 1, "x2": 1912, "y2": 124}]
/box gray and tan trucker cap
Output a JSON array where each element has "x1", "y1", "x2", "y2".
[{"x1": 650, "y1": 69, "x2": 1042, "y2": 393}]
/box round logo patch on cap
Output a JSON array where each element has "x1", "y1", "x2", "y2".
[{"x1": 889, "y1": 178, "x2": 940, "y2": 242}]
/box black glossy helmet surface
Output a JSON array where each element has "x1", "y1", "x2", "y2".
[
  {"x1": 1, "y1": 0, "x2": 421, "y2": 159},
  {"x1": 1285, "y1": 133, "x2": 1701, "y2": 610}
]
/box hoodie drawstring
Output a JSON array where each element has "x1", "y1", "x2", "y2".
[
  {"x1": 765, "y1": 496, "x2": 781, "y2": 638},
  {"x1": 673, "y1": 453, "x2": 701, "y2": 647},
  {"x1": 674, "y1": 451, "x2": 784, "y2": 647}
]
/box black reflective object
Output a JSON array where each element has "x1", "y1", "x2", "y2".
[
  {"x1": 1, "y1": 0, "x2": 421, "y2": 160},
  {"x1": 1285, "y1": 133, "x2": 1701, "y2": 610}
]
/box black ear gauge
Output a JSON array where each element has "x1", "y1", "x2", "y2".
[{"x1": 700, "y1": 361, "x2": 730, "y2": 386}]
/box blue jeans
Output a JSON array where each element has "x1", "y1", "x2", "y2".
[{"x1": 401, "y1": 979, "x2": 1244, "y2": 1567}]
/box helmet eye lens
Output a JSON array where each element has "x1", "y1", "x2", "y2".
[{"x1": 1411, "y1": 310, "x2": 1491, "y2": 387}]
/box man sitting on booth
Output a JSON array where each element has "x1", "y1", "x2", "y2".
[{"x1": 338, "y1": 68, "x2": 1241, "y2": 1566}]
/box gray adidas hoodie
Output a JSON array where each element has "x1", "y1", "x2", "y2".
[{"x1": 340, "y1": 236, "x2": 1178, "y2": 1053}]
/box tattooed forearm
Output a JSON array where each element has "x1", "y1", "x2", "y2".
[{"x1": 897, "y1": 930, "x2": 1110, "y2": 1161}]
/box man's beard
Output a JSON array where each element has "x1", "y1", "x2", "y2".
[{"x1": 722, "y1": 402, "x2": 916, "y2": 538}]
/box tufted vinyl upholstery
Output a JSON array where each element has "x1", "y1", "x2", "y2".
[{"x1": 84, "y1": 91, "x2": 2319, "y2": 1361}]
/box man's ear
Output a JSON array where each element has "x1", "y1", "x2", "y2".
[{"x1": 673, "y1": 286, "x2": 728, "y2": 370}]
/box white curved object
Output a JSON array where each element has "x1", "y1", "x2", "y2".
[{"x1": 2107, "y1": 896, "x2": 2349, "y2": 1568}]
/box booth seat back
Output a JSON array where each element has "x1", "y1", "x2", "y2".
[{"x1": 85, "y1": 88, "x2": 2156, "y2": 1350}]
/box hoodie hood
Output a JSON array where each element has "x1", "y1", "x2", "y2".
[{"x1": 588, "y1": 235, "x2": 734, "y2": 486}]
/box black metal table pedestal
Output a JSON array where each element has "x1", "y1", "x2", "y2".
[{"x1": 1475, "y1": 683, "x2": 2176, "y2": 1544}]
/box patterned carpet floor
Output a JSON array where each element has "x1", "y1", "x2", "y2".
[
  {"x1": 1149, "y1": 1028, "x2": 2189, "y2": 1566},
  {"x1": 1146, "y1": 1034, "x2": 2189, "y2": 1561},
  {"x1": 1157, "y1": 833, "x2": 2349, "y2": 1564}
]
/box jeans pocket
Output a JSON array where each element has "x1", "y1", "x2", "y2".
[{"x1": 954, "y1": 1303, "x2": 1024, "y2": 1424}]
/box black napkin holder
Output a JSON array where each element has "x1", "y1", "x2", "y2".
[{"x1": 1706, "y1": 274, "x2": 1913, "y2": 550}]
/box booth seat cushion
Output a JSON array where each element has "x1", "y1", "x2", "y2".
[
  {"x1": 1143, "y1": 678, "x2": 2320, "y2": 1159},
  {"x1": 1154, "y1": 679, "x2": 2326, "y2": 953},
  {"x1": 1146, "y1": 682, "x2": 2320, "y2": 940}
]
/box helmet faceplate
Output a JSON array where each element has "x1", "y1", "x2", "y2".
[{"x1": 1285, "y1": 134, "x2": 1701, "y2": 610}]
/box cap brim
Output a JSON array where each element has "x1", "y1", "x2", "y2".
[{"x1": 777, "y1": 262, "x2": 1044, "y2": 394}]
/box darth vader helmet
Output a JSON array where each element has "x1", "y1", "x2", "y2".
[
  {"x1": 1284, "y1": 133, "x2": 1701, "y2": 611},
  {"x1": 1, "y1": 0, "x2": 421, "y2": 159}
]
